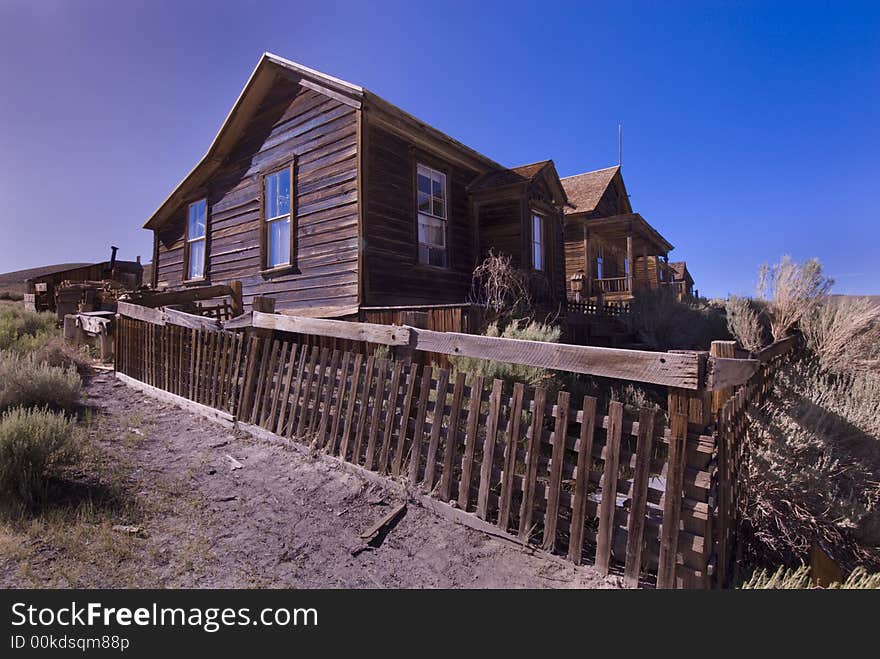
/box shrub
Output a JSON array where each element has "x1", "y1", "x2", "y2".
[
  {"x1": 468, "y1": 251, "x2": 535, "y2": 323},
  {"x1": 740, "y1": 565, "x2": 880, "y2": 589},
  {"x1": 742, "y1": 357, "x2": 880, "y2": 571},
  {"x1": 0, "y1": 305, "x2": 56, "y2": 353},
  {"x1": 724, "y1": 295, "x2": 770, "y2": 352},
  {"x1": 449, "y1": 319, "x2": 562, "y2": 391},
  {"x1": 757, "y1": 255, "x2": 833, "y2": 340},
  {"x1": 801, "y1": 296, "x2": 880, "y2": 372},
  {"x1": 0, "y1": 407, "x2": 79, "y2": 507},
  {"x1": 629, "y1": 288, "x2": 729, "y2": 351},
  {"x1": 0, "y1": 351, "x2": 81, "y2": 413},
  {"x1": 0, "y1": 291, "x2": 24, "y2": 302}
]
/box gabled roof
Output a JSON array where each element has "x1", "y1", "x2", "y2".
[
  {"x1": 145, "y1": 53, "x2": 502, "y2": 231},
  {"x1": 469, "y1": 160, "x2": 568, "y2": 206},
  {"x1": 559, "y1": 165, "x2": 623, "y2": 215},
  {"x1": 669, "y1": 261, "x2": 693, "y2": 284}
]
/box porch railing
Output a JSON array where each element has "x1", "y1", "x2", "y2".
[{"x1": 596, "y1": 276, "x2": 630, "y2": 294}]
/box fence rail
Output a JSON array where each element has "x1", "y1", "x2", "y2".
[{"x1": 113, "y1": 304, "x2": 797, "y2": 588}]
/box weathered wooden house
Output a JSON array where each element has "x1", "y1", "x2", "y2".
[
  {"x1": 669, "y1": 261, "x2": 695, "y2": 300},
  {"x1": 561, "y1": 166, "x2": 685, "y2": 302},
  {"x1": 145, "y1": 53, "x2": 568, "y2": 330}
]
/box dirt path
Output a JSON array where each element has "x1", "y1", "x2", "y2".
[{"x1": 0, "y1": 369, "x2": 616, "y2": 589}]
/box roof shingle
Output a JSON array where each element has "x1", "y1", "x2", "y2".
[{"x1": 560, "y1": 166, "x2": 619, "y2": 214}]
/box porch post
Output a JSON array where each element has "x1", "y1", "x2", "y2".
[
  {"x1": 626, "y1": 234, "x2": 634, "y2": 295},
  {"x1": 583, "y1": 223, "x2": 592, "y2": 298}
]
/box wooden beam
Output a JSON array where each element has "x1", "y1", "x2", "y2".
[
  {"x1": 132, "y1": 284, "x2": 235, "y2": 308},
  {"x1": 251, "y1": 311, "x2": 410, "y2": 346},
  {"x1": 754, "y1": 335, "x2": 797, "y2": 363},
  {"x1": 412, "y1": 328, "x2": 703, "y2": 389},
  {"x1": 163, "y1": 307, "x2": 223, "y2": 331},
  {"x1": 706, "y1": 356, "x2": 759, "y2": 391},
  {"x1": 115, "y1": 372, "x2": 234, "y2": 428},
  {"x1": 117, "y1": 301, "x2": 165, "y2": 326}
]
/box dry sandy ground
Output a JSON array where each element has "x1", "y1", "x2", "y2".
[{"x1": 0, "y1": 368, "x2": 616, "y2": 589}]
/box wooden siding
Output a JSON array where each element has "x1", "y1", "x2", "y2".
[
  {"x1": 361, "y1": 122, "x2": 481, "y2": 306},
  {"x1": 155, "y1": 80, "x2": 360, "y2": 315}
]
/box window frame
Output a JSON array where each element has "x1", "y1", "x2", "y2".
[
  {"x1": 260, "y1": 161, "x2": 296, "y2": 274},
  {"x1": 531, "y1": 212, "x2": 545, "y2": 272},
  {"x1": 415, "y1": 161, "x2": 449, "y2": 269},
  {"x1": 183, "y1": 197, "x2": 208, "y2": 284}
]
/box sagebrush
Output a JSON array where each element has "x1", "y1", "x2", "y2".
[
  {"x1": 0, "y1": 407, "x2": 79, "y2": 507},
  {"x1": 0, "y1": 351, "x2": 81, "y2": 413}
]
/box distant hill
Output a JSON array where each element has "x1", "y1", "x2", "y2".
[
  {"x1": 831, "y1": 294, "x2": 880, "y2": 309},
  {"x1": 0, "y1": 263, "x2": 93, "y2": 294}
]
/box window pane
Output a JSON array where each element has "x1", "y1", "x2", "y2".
[
  {"x1": 432, "y1": 174, "x2": 446, "y2": 218},
  {"x1": 267, "y1": 218, "x2": 291, "y2": 267},
  {"x1": 188, "y1": 199, "x2": 206, "y2": 239},
  {"x1": 188, "y1": 239, "x2": 205, "y2": 279},
  {"x1": 265, "y1": 169, "x2": 291, "y2": 219},
  {"x1": 533, "y1": 215, "x2": 542, "y2": 244},
  {"x1": 265, "y1": 174, "x2": 278, "y2": 218}
]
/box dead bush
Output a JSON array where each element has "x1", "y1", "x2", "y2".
[
  {"x1": 0, "y1": 407, "x2": 80, "y2": 508},
  {"x1": 468, "y1": 250, "x2": 534, "y2": 323},
  {"x1": 801, "y1": 296, "x2": 880, "y2": 372},
  {"x1": 724, "y1": 295, "x2": 770, "y2": 352},
  {"x1": 757, "y1": 255, "x2": 833, "y2": 340},
  {"x1": 742, "y1": 358, "x2": 880, "y2": 571},
  {"x1": 740, "y1": 565, "x2": 880, "y2": 589}
]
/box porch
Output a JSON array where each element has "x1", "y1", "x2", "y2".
[{"x1": 565, "y1": 212, "x2": 676, "y2": 303}]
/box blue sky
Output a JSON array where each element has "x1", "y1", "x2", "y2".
[{"x1": 0, "y1": 0, "x2": 877, "y2": 297}]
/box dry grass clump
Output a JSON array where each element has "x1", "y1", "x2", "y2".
[
  {"x1": 724, "y1": 295, "x2": 771, "y2": 352},
  {"x1": 449, "y1": 319, "x2": 562, "y2": 391},
  {"x1": 0, "y1": 305, "x2": 57, "y2": 353},
  {"x1": 629, "y1": 288, "x2": 729, "y2": 351},
  {"x1": 757, "y1": 255, "x2": 833, "y2": 340},
  {"x1": 801, "y1": 296, "x2": 880, "y2": 372},
  {"x1": 0, "y1": 407, "x2": 80, "y2": 508},
  {"x1": 0, "y1": 351, "x2": 81, "y2": 413},
  {"x1": 740, "y1": 565, "x2": 880, "y2": 589}
]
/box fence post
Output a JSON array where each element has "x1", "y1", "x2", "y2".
[
  {"x1": 662, "y1": 350, "x2": 714, "y2": 588},
  {"x1": 228, "y1": 280, "x2": 243, "y2": 318},
  {"x1": 239, "y1": 296, "x2": 276, "y2": 420}
]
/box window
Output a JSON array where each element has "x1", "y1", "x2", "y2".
[
  {"x1": 264, "y1": 166, "x2": 293, "y2": 269},
  {"x1": 186, "y1": 199, "x2": 207, "y2": 280},
  {"x1": 416, "y1": 163, "x2": 447, "y2": 267},
  {"x1": 531, "y1": 213, "x2": 544, "y2": 271},
  {"x1": 596, "y1": 246, "x2": 604, "y2": 279}
]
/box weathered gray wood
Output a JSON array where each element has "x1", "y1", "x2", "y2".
[
  {"x1": 568, "y1": 396, "x2": 597, "y2": 564},
  {"x1": 164, "y1": 306, "x2": 223, "y2": 331},
  {"x1": 624, "y1": 408, "x2": 656, "y2": 587},
  {"x1": 596, "y1": 401, "x2": 623, "y2": 575},
  {"x1": 413, "y1": 328, "x2": 702, "y2": 389},
  {"x1": 117, "y1": 301, "x2": 165, "y2": 326},
  {"x1": 116, "y1": 372, "x2": 234, "y2": 427},
  {"x1": 706, "y1": 356, "x2": 759, "y2": 391},
  {"x1": 754, "y1": 335, "x2": 797, "y2": 364},
  {"x1": 251, "y1": 311, "x2": 410, "y2": 346},
  {"x1": 657, "y1": 411, "x2": 689, "y2": 588},
  {"x1": 457, "y1": 375, "x2": 484, "y2": 511},
  {"x1": 476, "y1": 379, "x2": 503, "y2": 520},
  {"x1": 518, "y1": 387, "x2": 547, "y2": 541},
  {"x1": 542, "y1": 390, "x2": 570, "y2": 551},
  {"x1": 497, "y1": 382, "x2": 524, "y2": 531}
]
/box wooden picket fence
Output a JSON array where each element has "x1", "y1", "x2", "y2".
[{"x1": 113, "y1": 303, "x2": 796, "y2": 588}]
